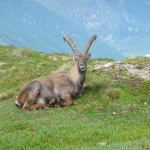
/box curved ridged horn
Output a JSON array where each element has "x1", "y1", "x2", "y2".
[
  {"x1": 83, "y1": 35, "x2": 97, "y2": 55},
  {"x1": 63, "y1": 35, "x2": 79, "y2": 54}
]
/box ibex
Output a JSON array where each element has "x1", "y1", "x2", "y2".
[{"x1": 15, "y1": 35, "x2": 97, "y2": 109}]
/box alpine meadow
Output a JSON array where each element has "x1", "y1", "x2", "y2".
[{"x1": 0, "y1": 45, "x2": 150, "y2": 150}]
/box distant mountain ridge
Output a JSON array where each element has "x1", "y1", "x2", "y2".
[{"x1": 1, "y1": 0, "x2": 145, "y2": 59}]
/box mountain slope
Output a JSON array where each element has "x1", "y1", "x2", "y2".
[
  {"x1": 0, "y1": 46, "x2": 150, "y2": 149},
  {"x1": 0, "y1": 0, "x2": 124, "y2": 59}
]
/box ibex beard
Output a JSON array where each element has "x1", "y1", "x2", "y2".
[{"x1": 15, "y1": 35, "x2": 97, "y2": 110}]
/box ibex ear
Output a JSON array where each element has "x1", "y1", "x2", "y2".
[
  {"x1": 72, "y1": 55, "x2": 77, "y2": 61},
  {"x1": 86, "y1": 53, "x2": 91, "y2": 60}
]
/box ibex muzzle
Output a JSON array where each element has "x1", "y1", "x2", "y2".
[{"x1": 16, "y1": 35, "x2": 97, "y2": 109}]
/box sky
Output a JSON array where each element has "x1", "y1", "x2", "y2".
[{"x1": 34, "y1": 0, "x2": 150, "y2": 56}]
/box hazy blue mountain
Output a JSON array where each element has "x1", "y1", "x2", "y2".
[
  {"x1": 0, "y1": 0, "x2": 85, "y2": 53},
  {"x1": 36, "y1": 0, "x2": 150, "y2": 57},
  {"x1": 2, "y1": 0, "x2": 149, "y2": 59}
]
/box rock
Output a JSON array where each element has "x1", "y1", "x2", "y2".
[
  {"x1": 92, "y1": 59, "x2": 150, "y2": 80},
  {"x1": 67, "y1": 110, "x2": 76, "y2": 114},
  {"x1": 11, "y1": 50, "x2": 26, "y2": 58},
  {"x1": 40, "y1": 54, "x2": 46, "y2": 56},
  {"x1": 93, "y1": 62, "x2": 114, "y2": 71},
  {"x1": 61, "y1": 56, "x2": 70, "y2": 61},
  {"x1": 98, "y1": 142, "x2": 107, "y2": 146},
  {"x1": 127, "y1": 68, "x2": 150, "y2": 80},
  {"x1": 0, "y1": 62, "x2": 7, "y2": 66},
  {"x1": 103, "y1": 62, "x2": 113, "y2": 68},
  {"x1": 112, "y1": 112, "x2": 117, "y2": 115},
  {"x1": 53, "y1": 56, "x2": 70, "y2": 61},
  {"x1": 53, "y1": 56, "x2": 59, "y2": 61},
  {"x1": 122, "y1": 64, "x2": 136, "y2": 69},
  {"x1": 93, "y1": 64, "x2": 103, "y2": 71}
]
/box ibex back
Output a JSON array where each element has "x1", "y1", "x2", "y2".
[{"x1": 15, "y1": 35, "x2": 97, "y2": 109}]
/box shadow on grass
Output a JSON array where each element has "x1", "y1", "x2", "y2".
[{"x1": 83, "y1": 84, "x2": 102, "y2": 94}]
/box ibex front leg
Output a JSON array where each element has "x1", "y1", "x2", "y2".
[
  {"x1": 22, "y1": 103, "x2": 48, "y2": 110},
  {"x1": 22, "y1": 90, "x2": 48, "y2": 110},
  {"x1": 58, "y1": 94, "x2": 74, "y2": 107}
]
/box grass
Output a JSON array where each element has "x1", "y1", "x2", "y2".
[{"x1": 0, "y1": 45, "x2": 150, "y2": 149}]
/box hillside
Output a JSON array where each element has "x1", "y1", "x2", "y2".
[{"x1": 0, "y1": 46, "x2": 150, "y2": 149}]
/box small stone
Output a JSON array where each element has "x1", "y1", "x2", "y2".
[
  {"x1": 40, "y1": 54, "x2": 45, "y2": 56},
  {"x1": 0, "y1": 62, "x2": 7, "y2": 66},
  {"x1": 93, "y1": 64, "x2": 103, "y2": 71},
  {"x1": 98, "y1": 142, "x2": 107, "y2": 146},
  {"x1": 104, "y1": 62, "x2": 113, "y2": 68},
  {"x1": 44, "y1": 106, "x2": 50, "y2": 110},
  {"x1": 112, "y1": 112, "x2": 117, "y2": 115},
  {"x1": 53, "y1": 56, "x2": 59, "y2": 61},
  {"x1": 67, "y1": 110, "x2": 76, "y2": 114}
]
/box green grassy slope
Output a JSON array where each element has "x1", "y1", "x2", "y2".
[{"x1": 0, "y1": 46, "x2": 150, "y2": 150}]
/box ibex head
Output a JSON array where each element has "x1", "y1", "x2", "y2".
[{"x1": 63, "y1": 35, "x2": 97, "y2": 72}]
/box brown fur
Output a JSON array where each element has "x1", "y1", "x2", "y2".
[{"x1": 15, "y1": 35, "x2": 96, "y2": 109}]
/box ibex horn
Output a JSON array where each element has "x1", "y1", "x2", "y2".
[
  {"x1": 83, "y1": 35, "x2": 97, "y2": 55},
  {"x1": 63, "y1": 35, "x2": 79, "y2": 54}
]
